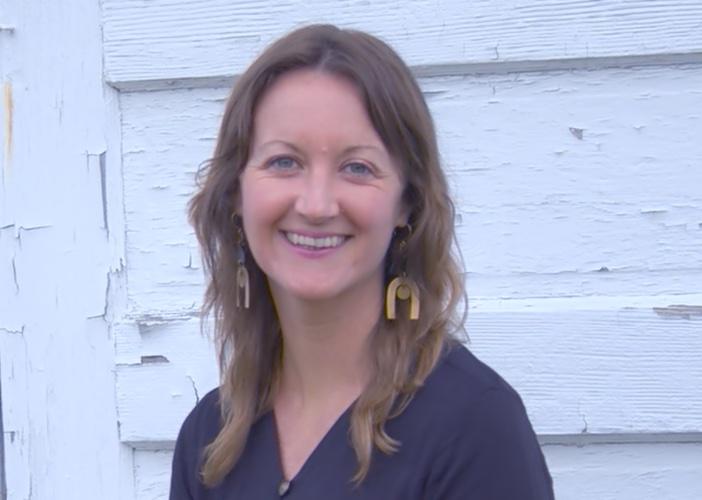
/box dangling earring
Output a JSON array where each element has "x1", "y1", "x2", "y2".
[
  {"x1": 232, "y1": 214, "x2": 250, "y2": 309},
  {"x1": 385, "y1": 224, "x2": 420, "y2": 320}
]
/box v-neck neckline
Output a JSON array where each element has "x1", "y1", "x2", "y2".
[{"x1": 269, "y1": 400, "x2": 356, "y2": 484}]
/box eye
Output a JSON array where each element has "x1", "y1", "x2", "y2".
[
  {"x1": 343, "y1": 162, "x2": 374, "y2": 177},
  {"x1": 267, "y1": 156, "x2": 299, "y2": 171}
]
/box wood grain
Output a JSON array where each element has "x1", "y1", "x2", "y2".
[{"x1": 102, "y1": 0, "x2": 702, "y2": 85}]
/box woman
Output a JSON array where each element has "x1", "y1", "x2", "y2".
[{"x1": 170, "y1": 24, "x2": 554, "y2": 499}]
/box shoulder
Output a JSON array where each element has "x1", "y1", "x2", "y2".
[
  {"x1": 429, "y1": 341, "x2": 519, "y2": 397},
  {"x1": 414, "y1": 342, "x2": 528, "y2": 434},
  {"x1": 175, "y1": 387, "x2": 222, "y2": 455},
  {"x1": 412, "y1": 343, "x2": 555, "y2": 498},
  {"x1": 170, "y1": 387, "x2": 222, "y2": 498}
]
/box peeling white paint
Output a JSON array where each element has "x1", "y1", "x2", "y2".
[{"x1": 0, "y1": 0, "x2": 127, "y2": 499}]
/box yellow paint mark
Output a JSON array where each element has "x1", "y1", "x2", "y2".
[{"x1": 3, "y1": 81, "x2": 12, "y2": 169}]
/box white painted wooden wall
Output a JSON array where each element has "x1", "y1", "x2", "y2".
[{"x1": 1, "y1": 1, "x2": 701, "y2": 499}]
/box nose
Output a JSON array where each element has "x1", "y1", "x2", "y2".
[{"x1": 294, "y1": 166, "x2": 340, "y2": 222}]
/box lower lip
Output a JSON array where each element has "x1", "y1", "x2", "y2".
[{"x1": 280, "y1": 232, "x2": 349, "y2": 259}]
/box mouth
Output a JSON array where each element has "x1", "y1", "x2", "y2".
[{"x1": 281, "y1": 231, "x2": 350, "y2": 250}]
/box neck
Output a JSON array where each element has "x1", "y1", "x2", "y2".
[{"x1": 270, "y1": 279, "x2": 382, "y2": 410}]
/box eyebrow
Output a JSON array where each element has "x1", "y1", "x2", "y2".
[
  {"x1": 256, "y1": 140, "x2": 384, "y2": 156},
  {"x1": 257, "y1": 140, "x2": 303, "y2": 154}
]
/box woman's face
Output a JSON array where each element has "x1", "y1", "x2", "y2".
[{"x1": 239, "y1": 69, "x2": 407, "y2": 304}]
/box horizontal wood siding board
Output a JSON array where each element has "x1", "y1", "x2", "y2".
[
  {"x1": 116, "y1": 319, "x2": 218, "y2": 443},
  {"x1": 120, "y1": 65, "x2": 702, "y2": 315},
  {"x1": 134, "y1": 450, "x2": 172, "y2": 500},
  {"x1": 545, "y1": 442, "x2": 702, "y2": 500},
  {"x1": 102, "y1": 0, "x2": 702, "y2": 84},
  {"x1": 115, "y1": 303, "x2": 702, "y2": 443}
]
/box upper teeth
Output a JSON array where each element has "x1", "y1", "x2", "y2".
[{"x1": 285, "y1": 232, "x2": 346, "y2": 249}]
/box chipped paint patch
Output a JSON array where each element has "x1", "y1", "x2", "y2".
[
  {"x1": 653, "y1": 305, "x2": 702, "y2": 320},
  {"x1": 140, "y1": 355, "x2": 169, "y2": 364},
  {"x1": 569, "y1": 127, "x2": 584, "y2": 140}
]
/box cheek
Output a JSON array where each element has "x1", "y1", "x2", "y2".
[
  {"x1": 239, "y1": 178, "x2": 285, "y2": 244},
  {"x1": 349, "y1": 192, "x2": 401, "y2": 246}
]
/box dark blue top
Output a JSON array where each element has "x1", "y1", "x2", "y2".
[{"x1": 170, "y1": 343, "x2": 554, "y2": 499}]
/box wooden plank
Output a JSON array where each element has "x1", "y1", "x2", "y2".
[
  {"x1": 115, "y1": 299, "x2": 702, "y2": 443},
  {"x1": 0, "y1": 1, "x2": 127, "y2": 498},
  {"x1": 0, "y1": 332, "x2": 30, "y2": 499},
  {"x1": 468, "y1": 298, "x2": 702, "y2": 435},
  {"x1": 134, "y1": 450, "x2": 170, "y2": 500},
  {"x1": 119, "y1": 64, "x2": 702, "y2": 316},
  {"x1": 116, "y1": 319, "x2": 218, "y2": 444},
  {"x1": 545, "y1": 442, "x2": 702, "y2": 500},
  {"x1": 102, "y1": 0, "x2": 702, "y2": 85}
]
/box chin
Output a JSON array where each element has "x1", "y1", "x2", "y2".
[{"x1": 288, "y1": 285, "x2": 343, "y2": 302}]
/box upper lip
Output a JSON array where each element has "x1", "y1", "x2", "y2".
[{"x1": 282, "y1": 230, "x2": 349, "y2": 238}]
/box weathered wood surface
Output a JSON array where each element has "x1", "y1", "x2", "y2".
[
  {"x1": 0, "y1": 0, "x2": 128, "y2": 498},
  {"x1": 102, "y1": 0, "x2": 702, "y2": 86},
  {"x1": 545, "y1": 442, "x2": 702, "y2": 500},
  {"x1": 115, "y1": 319, "x2": 218, "y2": 445},
  {"x1": 116, "y1": 301, "x2": 702, "y2": 443}
]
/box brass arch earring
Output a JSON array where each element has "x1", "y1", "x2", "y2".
[
  {"x1": 385, "y1": 224, "x2": 420, "y2": 321},
  {"x1": 232, "y1": 213, "x2": 250, "y2": 309}
]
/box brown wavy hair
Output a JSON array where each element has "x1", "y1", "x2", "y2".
[{"x1": 188, "y1": 24, "x2": 467, "y2": 487}]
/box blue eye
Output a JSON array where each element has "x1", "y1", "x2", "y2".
[
  {"x1": 268, "y1": 156, "x2": 297, "y2": 170},
  {"x1": 344, "y1": 162, "x2": 373, "y2": 177}
]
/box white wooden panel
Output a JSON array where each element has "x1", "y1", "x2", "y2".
[
  {"x1": 0, "y1": 1, "x2": 129, "y2": 498},
  {"x1": 120, "y1": 65, "x2": 702, "y2": 317},
  {"x1": 135, "y1": 450, "x2": 171, "y2": 500},
  {"x1": 120, "y1": 88, "x2": 222, "y2": 317},
  {"x1": 545, "y1": 442, "x2": 702, "y2": 500},
  {"x1": 429, "y1": 66, "x2": 702, "y2": 297},
  {"x1": 0, "y1": 332, "x2": 30, "y2": 499},
  {"x1": 116, "y1": 319, "x2": 218, "y2": 444},
  {"x1": 116, "y1": 300, "x2": 701, "y2": 442},
  {"x1": 131, "y1": 442, "x2": 702, "y2": 500},
  {"x1": 102, "y1": 0, "x2": 702, "y2": 85},
  {"x1": 468, "y1": 299, "x2": 702, "y2": 435}
]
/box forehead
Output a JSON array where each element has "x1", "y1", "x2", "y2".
[{"x1": 251, "y1": 69, "x2": 382, "y2": 145}]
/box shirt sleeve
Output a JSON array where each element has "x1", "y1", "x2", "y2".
[{"x1": 424, "y1": 387, "x2": 555, "y2": 500}]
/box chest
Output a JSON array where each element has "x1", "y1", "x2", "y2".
[
  {"x1": 207, "y1": 411, "x2": 433, "y2": 500},
  {"x1": 274, "y1": 406, "x2": 350, "y2": 480}
]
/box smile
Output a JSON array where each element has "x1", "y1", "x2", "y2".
[{"x1": 283, "y1": 231, "x2": 348, "y2": 250}]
